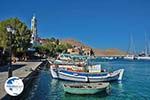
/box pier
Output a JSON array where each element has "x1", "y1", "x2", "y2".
[{"x1": 0, "y1": 61, "x2": 43, "y2": 99}]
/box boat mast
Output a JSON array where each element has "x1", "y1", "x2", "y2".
[
  {"x1": 148, "y1": 36, "x2": 150, "y2": 56},
  {"x1": 145, "y1": 33, "x2": 149, "y2": 56},
  {"x1": 128, "y1": 33, "x2": 135, "y2": 55}
]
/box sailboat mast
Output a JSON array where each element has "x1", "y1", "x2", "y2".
[
  {"x1": 128, "y1": 33, "x2": 135, "y2": 55},
  {"x1": 145, "y1": 33, "x2": 148, "y2": 56},
  {"x1": 148, "y1": 36, "x2": 150, "y2": 55}
]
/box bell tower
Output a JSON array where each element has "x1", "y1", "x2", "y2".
[{"x1": 31, "y1": 14, "x2": 38, "y2": 46}]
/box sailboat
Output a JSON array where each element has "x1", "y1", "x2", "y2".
[
  {"x1": 124, "y1": 33, "x2": 136, "y2": 60},
  {"x1": 137, "y1": 33, "x2": 150, "y2": 60}
]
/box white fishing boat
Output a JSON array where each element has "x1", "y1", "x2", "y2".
[
  {"x1": 55, "y1": 54, "x2": 87, "y2": 65},
  {"x1": 137, "y1": 56, "x2": 150, "y2": 60},
  {"x1": 124, "y1": 55, "x2": 135, "y2": 60},
  {"x1": 57, "y1": 54, "x2": 88, "y2": 61},
  {"x1": 50, "y1": 64, "x2": 84, "y2": 79},
  {"x1": 57, "y1": 54, "x2": 72, "y2": 61},
  {"x1": 50, "y1": 65, "x2": 124, "y2": 82}
]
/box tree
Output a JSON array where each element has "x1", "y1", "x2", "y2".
[
  {"x1": 50, "y1": 37, "x2": 56, "y2": 42},
  {"x1": 56, "y1": 39, "x2": 59, "y2": 45},
  {"x1": 90, "y1": 48, "x2": 94, "y2": 56},
  {"x1": 0, "y1": 18, "x2": 31, "y2": 59},
  {"x1": 35, "y1": 38, "x2": 73, "y2": 57},
  {"x1": 55, "y1": 43, "x2": 72, "y2": 53}
]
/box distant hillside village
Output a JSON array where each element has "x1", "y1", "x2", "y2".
[
  {"x1": 37, "y1": 38, "x2": 126, "y2": 57},
  {"x1": 37, "y1": 38, "x2": 95, "y2": 56}
]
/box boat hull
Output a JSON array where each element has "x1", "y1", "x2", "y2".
[
  {"x1": 58, "y1": 71, "x2": 87, "y2": 82},
  {"x1": 89, "y1": 69, "x2": 124, "y2": 82},
  {"x1": 50, "y1": 66, "x2": 58, "y2": 78},
  {"x1": 137, "y1": 56, "x2": 150, "y2": 60},
  {"x1": 63, "y1": 83, "x2": 110, "y2": 94},
  {"x1": 88, "y1": 75, "x2": 119, "y2": 82},
  {"x1": 124, "y1": 57, "x2": 135, "y2": 60},
  {"x1": 64, "y1": 87, "x2": 105, "y2": 94},
  {"x1": 50, "y1": 66, "x2": 124, "y2": 82}
]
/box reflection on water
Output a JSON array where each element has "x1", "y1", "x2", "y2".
[
  {"x1": 117, "y1": 81, "x2": 124, "y2": 92},
  {"x1": 119, "y1": 82, "x2": 123, "y2": 89},
  {"x1": 49, "y1": 79, "x2": 64, "y2": 100},
  {"x1": 50, "y1": 79, "x2": 60, "y2": 93}
]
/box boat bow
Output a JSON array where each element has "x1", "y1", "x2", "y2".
[{"x1": 117, "y1": 69, "x2": 124, "y2": 81}]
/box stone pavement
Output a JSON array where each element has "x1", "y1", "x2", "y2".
[{"x1": 0, "y1": 61, "x2": 42, "y2": 99}]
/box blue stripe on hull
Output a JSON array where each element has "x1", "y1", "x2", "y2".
[
  {"x1": 60, "y1": 70, "x2": 108, "y2": 77},
  {"x1": 56, "y1": 69, "x2": 123, "y2": 82},
  {"x1": 58, "y1": 72, "x2": 87, "y2": 82},
  {"x1": 89, "y1": 75, "x2": 119, "y2": 82}
]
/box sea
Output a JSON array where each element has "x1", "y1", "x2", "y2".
[{"x1": 24, "y1": 59, "x2": 150, "y2": 100}]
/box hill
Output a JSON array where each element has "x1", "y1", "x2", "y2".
[
  {"x1": 60, "y1": 39, "x2": 90, "y2": 49},
  {"x1": 61, "y1": 39, "x2": 126, "y2": 56}
]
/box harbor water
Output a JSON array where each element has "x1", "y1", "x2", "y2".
[{"x1": 24, "y1": 60, "x2": 150, "y2": 100}]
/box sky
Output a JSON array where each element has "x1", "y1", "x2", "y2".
[{"x1": 0, "y1": 0, "x2": 150, "y2": 52}]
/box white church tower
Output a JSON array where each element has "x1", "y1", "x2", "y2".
[{"x1": 31, "y1": 15, "x2": 38, "y2": 46}]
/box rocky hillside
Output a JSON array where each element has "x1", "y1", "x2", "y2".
[
  {"x1": 94, "y1": 48, "x2": 127, "y2": 56},
  {"x1": 60, "y1": 39, "x2": 90, "y2": 48},
  {"x1": 61, "y1": 39, "x2": 126, "y2": 56}
]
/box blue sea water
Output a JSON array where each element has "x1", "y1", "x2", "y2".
[{"x1": 24, "y1": 60, "x2": 150, "y2": 100}]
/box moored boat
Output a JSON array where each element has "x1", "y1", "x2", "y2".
[
  {"x1": 136, "y1": 33, "x2": 150, "y2": 60},
  {"x1": 136, "y1": 56, "x2": 150, "y2": 60},
  {"x1": 50, "y1": 65, "x2": 124, "y2": 82},
  {"x1": 50, "y1": 64, "x2": 85, "y2": 79},
  {"x1": 63, "y1": 82, "x2": 110, "y2": 94},
  {"x1": 124, "y1": 55, "x2": 136, "y2": 60},
  {"x1": 58, "y1": 69, "x2": 124, "y2": 82}
]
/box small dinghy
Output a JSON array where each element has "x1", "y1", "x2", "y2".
[{"x1": 63, "y1": 82, "x2": 110, "y2": 95}]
